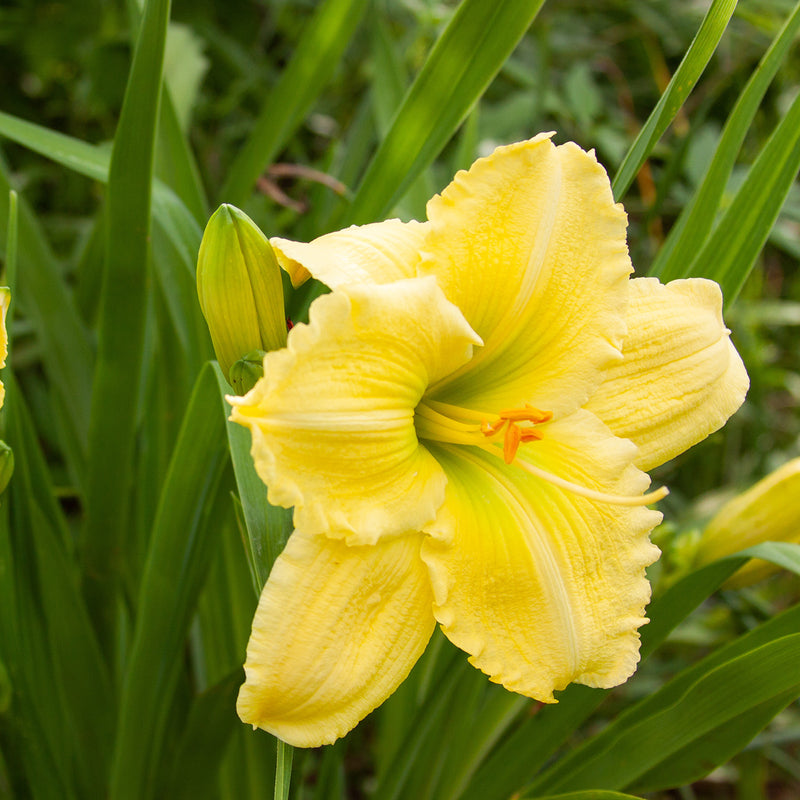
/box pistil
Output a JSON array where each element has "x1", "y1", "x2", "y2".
[{"x1": 512, "y1": 455, "x2": 670, "y2": 506}]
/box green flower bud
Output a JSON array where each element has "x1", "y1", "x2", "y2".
[
  {"x1": 694, "y1": 458, "x2": 800, "y2": 587},
  {"x1": 197, "y1": 205, "x2": 286, "y2": 384},
  {"x1": 0, "y1": 441, "x2": 13, "y2": 495},
  {"x1": 230, "y1": 350, "x2": 267, "y2": 396}
]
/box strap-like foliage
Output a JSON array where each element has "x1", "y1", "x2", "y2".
[{"x1": 81, "y1": 0, "x2": 173, "y2": 653}]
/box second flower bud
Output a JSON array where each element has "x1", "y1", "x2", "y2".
[{"x1": 197, "y1": 204, "x2": 287, "y2": 387}]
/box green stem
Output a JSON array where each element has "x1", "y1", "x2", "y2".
[{"x1": 275, "y1": 739, "x2": 294, "y2": 800}]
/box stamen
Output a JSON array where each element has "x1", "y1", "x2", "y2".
[
  {"x1": 423, "y1": 399, "x2": 488, "y2": 423},
  {"x1": 481, "y1": 418, "x2": 507, "y2": 436},
  {"x1": 419, "y1": 401, "x2": 669, "y2": 508},
  {"x1": 498, "y1": 404, "x2": 553, "y2": 424},
  {"x1": 415, "y1": 402, "x2": 484, "y2": 446},
  {"x1": 416, "y1": 402, "x2": 481, "y2": 432},
  {"x1": 482, "y1": 403, "x2": 553, "y2": 463}
]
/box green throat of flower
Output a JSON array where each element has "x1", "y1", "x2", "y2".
[{"x1": 414, "y1": 398, "x2": 668, "y2": 508}]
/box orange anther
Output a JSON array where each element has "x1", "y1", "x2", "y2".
[
  {"x1": 503, "y1": 422, "x2": 522, "y2": 463},
  {"x1": 498, "y1": 404, "x2": 553, "y2": 424},
  {"x1": 481, "y1": 418, "x2": 507, "y2": 437},
  {"x1": 482, "y1": 403, "x2": 551, "y2": 462}
]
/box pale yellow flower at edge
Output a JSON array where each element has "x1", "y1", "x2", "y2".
[
  {"x1": 228, "y1": 134, "x2": 749, "y2": 747},
  {"x1": 694, "y1": 458, "x2": 800, "y2": 587}
]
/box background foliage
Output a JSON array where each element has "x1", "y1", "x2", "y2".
[{"x1": 1, "y1": 0, "x2": 799, "y2": 797}]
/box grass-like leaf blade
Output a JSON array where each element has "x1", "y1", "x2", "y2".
[
  {"x1": 3, "y1": 374, "x2": 114, "y2": 798},
  {"x1": 161, "y1": 670, "x2": 242, "y2": 800},
  {"x1": 156, "y1": 88, "x2": 208, "y2": 223},
  {"x1": 275, "y1": 739, "x2": 294, "y2": 800},
  {"x1": 219, "y1": 0, "x2": 370, "y2": 208},
  {"x1": 525, "y1": 634, "x2": 800, "y2": 794},
  {"x1": 535, "y1": 600, "x2": 800, "y2": 789},
  {"x1": 0, "y1": 108, "x2": 213, "y2": 377},
  {"x1": 0, "y1": 112, "x2": 107, "y2": 181},
  {"x1": 109, "y1": 363, "x2": 228, "y2": 799},
  {"x1": 649, "y1": 0, "x2": 800, "y2": 281},
  {"x1": 81, "y1": 0, "x2": 172, "y2": 651},
  {"x1": 0, "y1": 158, "x2": 94, "y2": 481},
  {"x1": 216, "y1": 366, "x2": 292, "y2": 591},
  {"x1": 632, "y1": 688, "x2": 799, "y2": 791},
  {"x1": 343, "y1": 0, "x2": 546, "y2": 226},
  {"x1": 685, "y1": 89, "x2": 800, "y2": 305},
  {"x1": 538, "y1": 794, "x2": 645, "y2": 800},
  {"x1": 612, "y1": 0, "x2": 737, "y2": 201}
]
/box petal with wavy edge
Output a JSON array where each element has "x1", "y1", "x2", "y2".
[
  {"x1": 585, "y1": 277, "x2": 749, "y2": 471},
  {"x1": 422, "y1": 136, "x2": 631, "y2": 419},
  {"x1": 237, "y1": 530, "x2": 435, "y2": 747},
  {"x1": 228, "y1": 277, "x2": 481, "y2": 544},
  {"x1": 422, "y1": 410, "x2": 660, "y2": 701},
  {"x1": 271, "y1": 219, "x2": 428, "y2": 288}
]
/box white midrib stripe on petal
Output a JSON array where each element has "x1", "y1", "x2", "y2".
[
  {"x1": 504, "y1": 473, "x2": 580, "y2": 677},
  {"x1": 457, "y1": 446, "x2": 579, "y2": 676},
  {"x1": 263, "y1": 409, "x2": 412, "y2": 431}
]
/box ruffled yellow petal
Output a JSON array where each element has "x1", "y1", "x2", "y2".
[
  {"x1": 422, "y1": 135, "x2": 631, "y2": 418},
  {"x1": 271, "y1": 219, "x2": 428, "y2": 289},
  {"x1": 237, "y1": 530, "x2": 435, "y2": 747},
  {"x1": 422, "y1": 410, "x2": 660, "y2": 701},
  {"x1": 228, "y1": 277, "x2": 481, "y2": 544},
  {"x1": 584, "y1": 277, "x2": 749, "y2": 471}
]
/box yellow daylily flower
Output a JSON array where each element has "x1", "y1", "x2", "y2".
[
  {"x1": 229, "y1": 135, "x2": 749, "y2": 747},
  {"x1": 694, "y1": 458, "x2": 800, "y2": 587}
]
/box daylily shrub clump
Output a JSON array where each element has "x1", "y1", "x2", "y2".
[{"x1": 203, "y1": 135, "x2": 748, "y2": 747}]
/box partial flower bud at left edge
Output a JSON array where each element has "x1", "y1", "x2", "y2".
[
  {"x1": 0, "y1": 286, "x2": 9, "y2": 409},
  {"x1": 197, "y1": 205, "x2": 287, "y2": 384}
]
